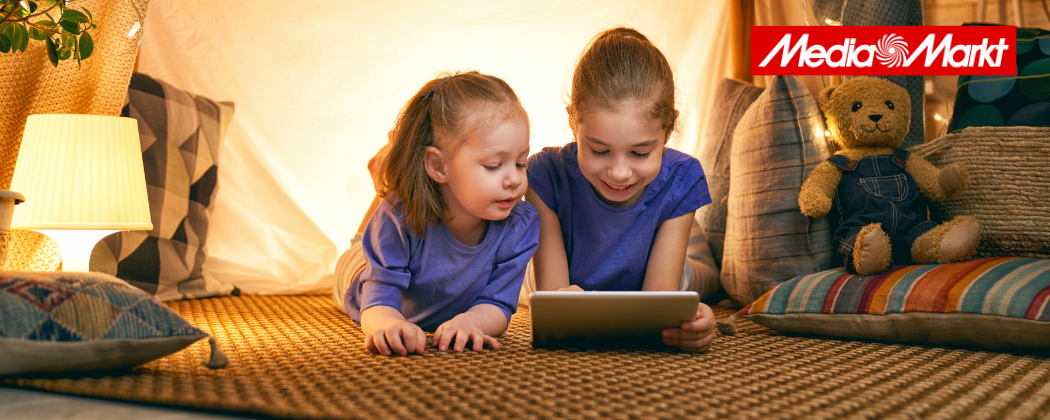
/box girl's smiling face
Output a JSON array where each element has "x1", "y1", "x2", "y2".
[{"x1": 574, "y1": 101, "x2": 668, "y2": 208}]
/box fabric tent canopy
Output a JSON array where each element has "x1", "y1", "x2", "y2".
[{"x1": 136, "y1": 0, "x2": 737, "y2": 294}]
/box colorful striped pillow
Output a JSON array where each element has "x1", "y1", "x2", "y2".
[{"x1": 739, "y1": 257, "x2": 1050, "y2": 351}]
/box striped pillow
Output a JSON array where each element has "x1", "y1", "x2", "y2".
[
  {"x1": 720, "y1": 75, "x2": 835, "y2": 305},
  {"x1": 739, "y1": 257, "x2": 1050, "y2": 350}
]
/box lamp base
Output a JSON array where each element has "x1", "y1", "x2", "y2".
[{"x1": 36, "y1": 230, "x2": 118, "y2": 272}]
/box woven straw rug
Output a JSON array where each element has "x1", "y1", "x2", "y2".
[{"x1": 4, "y1": 295, "x2": 1050, "y2": 419}]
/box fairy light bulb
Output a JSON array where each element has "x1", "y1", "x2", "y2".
[{"x1": 128, "y1": 22, "x2": 141, "y2": 38}]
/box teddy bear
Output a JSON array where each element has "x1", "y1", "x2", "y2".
[{"x1": 798, "y1": 77, "x2": 981, "y2": 275}]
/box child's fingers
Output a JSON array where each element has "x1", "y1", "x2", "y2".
[
  {"x1": 482, "y1": 335, "x2": 501, "y2": 351},
  {"x1": 681, "y1": 303, "x2": 716, "y2": 332},
  {"x1": 364, "y1": 334, "x2": 379, "y2": 355},
  {"x1": 663, "y1": 326, "x2": 716, "y2": 352},
  {"x1": 437, "y1": 327, "x2": 455, "y2": 352},
  {"x1": 454, "y1": 330, "x2": 470, "y2": 352},
  {"x1": 372, "y1": 330, "x2": 392, "y2": 356},
  {"x1": 385, "y1": 328, "x2": 408, "y2": 356},
  {"x1": 676, "y1": 331, "x2": 716, "y2": 353},
  {"x1": 415, "y1": 327, "x2": 426, "y2": 355},
  {"x1": 401, "y1": 327, "x2": 419, "y2": 355},
  {"x1": 471, "y1": 332, "x2": 485, "y2": 352}
]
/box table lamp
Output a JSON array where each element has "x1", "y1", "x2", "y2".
[{"x1": 10, "y1": 114, "x2": 153, "y2": 272}]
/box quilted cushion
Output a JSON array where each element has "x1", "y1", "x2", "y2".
[
  {"x1": 90, "y1": 73, "x2": 236, "y2": 301},
  {"x1": 947, "y1": 25, "x2": 1050, "y2": 133},
  {"x1": 0, "y1": 271, "x2": 212, "y2": 375},
  {"x1": 738, "y1": 257, "x2": 1050, "y2": 351},
  {"x1": 720, "y1": 75, "x2": 835, "y2": 306}
]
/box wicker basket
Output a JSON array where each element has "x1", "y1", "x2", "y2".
[{"x1": 910, "y1": 127, "x2": 1050, "y2": 259}]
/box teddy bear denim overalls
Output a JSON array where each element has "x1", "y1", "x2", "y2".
[{"x1": 829, "y1": 149, "x2": 937, "y2": 272}]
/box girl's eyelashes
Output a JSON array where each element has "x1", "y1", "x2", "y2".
[
  {"x1": 484, "y1": 163, "x2": 502, "y2": 171},
  {"x1": 516, "y1": 163, "x2": 527, "y2": 169},
  {"x1": 589, "y1": 144, "x2": 653, "y2": 158}
]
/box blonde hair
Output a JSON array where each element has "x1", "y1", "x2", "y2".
[
  {"x1": 568, "y1": 27, "x2": 678, "y2": 138},
  {"x1": 374, "y1": 71, "x2": 528, "y2": 235}
]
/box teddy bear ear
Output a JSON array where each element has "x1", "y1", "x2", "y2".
[{"x1": 818, "y1": 87, "x2": 835, "y2": 111}]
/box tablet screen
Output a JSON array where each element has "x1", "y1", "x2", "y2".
[{"x1": 529, "y1": 291, "x2": 698, "y2": 349}]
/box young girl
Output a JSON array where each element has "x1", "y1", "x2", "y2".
[
  {"x1": 333, "y1": 71, "x2": 539, "y2": 357},
  {"x1": 526, "y1": 27, "x2": 716, "y2": 352}
]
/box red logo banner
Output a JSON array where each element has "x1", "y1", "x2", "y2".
[{"x1": 751, "y1": 26, "x2": 1016, "y2": 75}]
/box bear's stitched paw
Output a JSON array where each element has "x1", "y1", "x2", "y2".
[
  {"x1": 937, "y1": 163, "x2": 966, "y2": 200},
  {"x1": 853, "y1": 224, "x2": 891, "y2": 275},
  {"x1": 941, "y1": 217, "x2": 981, "y2": 262},
  {"x1": 799, "y1": 191, "x2": 832, "y2": 218}
]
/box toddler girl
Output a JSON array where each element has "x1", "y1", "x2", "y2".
[
  {"x1": 334, "y1": 71, "x2": 539, "y2": 356},
  {"x1": 526, "y1": 27, "x2": 716, "y2": 352}
]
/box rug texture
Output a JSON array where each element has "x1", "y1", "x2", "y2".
[{"x1": 3, "y1": 294, "x2": 1050, "y2": 419}]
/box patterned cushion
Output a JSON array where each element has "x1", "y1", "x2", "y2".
[
  {"x1": 697, "y1": 78, "x2": 763, "y2": 268},
  {"x1": 720, "y1": 75, "x2": 835, "y2": 306},
  {"x1": 947, "y1": 25, "x2": 1050, "y2": 133},
  {"x1": 0, "y1": 271, "x2": 209, "y2": 375},
  {"x1": 90, "y1": 73, "x2": 236, "y2": 301},
  {"x1": 739, "y1": 257, "x2": 1050, "y2": 351}
]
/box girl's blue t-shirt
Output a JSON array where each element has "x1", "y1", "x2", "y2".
[
  {"x1": 528, "y1": 142, "x2": 710, "y2": 291},
  {"x1": 345, "y1": 197, "x2": 539, "y2": 330}
]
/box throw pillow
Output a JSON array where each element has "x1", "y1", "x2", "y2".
[
  {"x1": 90, "y1": 73, "x2": 236, "y2": 301},
  {"x1": 720, "y1": 75, "x2": 836, "y2": 306},
  {"x1": 738, "y1": 257, "x2": 1050, "y2": 351},
  {"x1": 946, "y1": 25, "x2": 1050, "y2": 133},
  {"x1": 697, "y1": 78, "x2": 764, "y2": 268},
  {"x1": 0, "y1": 271, "x2": 226, "y2": 375}
]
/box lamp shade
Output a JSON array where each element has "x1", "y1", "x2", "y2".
[{"x1": 10, "y1": 114, "x2": 153, "y2": 231}]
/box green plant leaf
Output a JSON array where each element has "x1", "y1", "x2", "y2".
[
  {"x1": 34, "y1": 20, "x2": 56, "y2": 28},
  {"x1": 57, "y1": 45, "x2": 70, "y2": 60},
  {"x1": 78, "y1": 30, "x2": 91, "y2": 60},
  {"x1": 28, "y1": 1, "x2": 37, "y2": 13},
  {"x1": 27, "y1": 26, "x2": 43, "y2": 41},
  {"x1": 0, "y1": 34, "x2": 10, "y2": 54},
  {"x1": 45, "y1": 36, "x2": 57, "y2": 67},
  {"x1": 11, "y1": 22, "x2": 23, "y2": 52},
  {"x1": 17, "y1": 24, "x2": 28, "y2": 51},
  {"x1": 61, "y1": 9, "x2": 88, "y2": 24},
  {"x1": 81, "y1": 7, "x2": 91, "y2": 22},
  {"x1": 58, "y1": 19, "x2": 79, "y2": 35}
]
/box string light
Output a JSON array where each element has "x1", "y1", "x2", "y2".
[
  {"x1": 127, "y1": 21, "x2": 140, "y2": 38},
  {"x1": 824, "y1": 130, "x2": 832, "y2": 137},
  {"x1": 934, "y1": 114, "x2": 943, "y2": 121}
]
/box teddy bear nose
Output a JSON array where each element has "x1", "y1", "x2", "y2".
[{"x1": 869, "y1": 114, "x2": 883, "y2": 122}]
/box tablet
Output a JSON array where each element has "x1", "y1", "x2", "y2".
[{"x1": 529, "y1": 291, "x2": 699, "y2": 349}]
